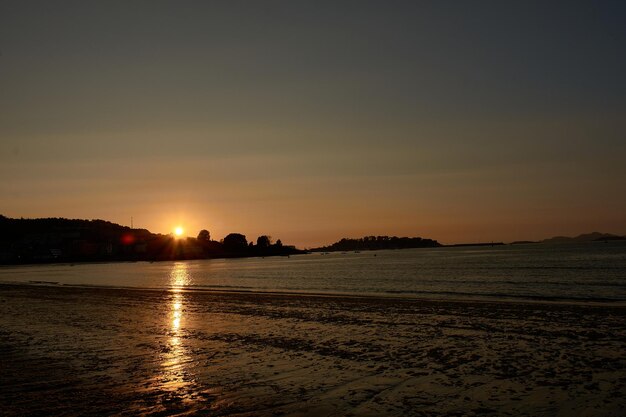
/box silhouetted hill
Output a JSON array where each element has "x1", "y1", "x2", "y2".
[
  {"x1": 0, "y1": 215, "x2": 303, "y2": 264},
  {"x1": 541, "y1": 232, "x2": 626, "y2": 244},
  {"x1": 312, "y1": 235, "x2": 441, "y2": 252}
]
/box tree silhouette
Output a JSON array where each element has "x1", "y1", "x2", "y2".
[
  {"x1": 256, "y1": 235, "x2": 271, "y2": 249},
  {"x1": 197, "y1": 229, "x2": 211, "y2": 242},
  {"x1": 223, "y1": 233, "x2": 248, "y2": 253}
]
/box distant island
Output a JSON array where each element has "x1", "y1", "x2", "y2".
[
  {"x1": 313, "y1": 232, "x2": 626, "y2": 252},
  {"x1": 311, "y1": 235, "x2": 441, "y2": 252},
  {"x1": 540, "y1": 232, "x2": 626, "y2": 244},
  {"x1": 512, "y1": 232, "x2": 626, "y2": 245},
  {"x1": 0, "y1": 215, "x2": 303, "y2": 265}
]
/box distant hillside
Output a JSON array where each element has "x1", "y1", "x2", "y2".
[
  {"x1": 541, "y1": 232, "x2": 626, "y2": 244},
  {"x1": 312, "y1": 235, "x2": 441, "y2": 252},
  {"x1": 0, "y1": 215, "x2": 303, "y2": 264}
]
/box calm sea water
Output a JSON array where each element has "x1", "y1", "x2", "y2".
[{"x1": 1, "y1": 242, "x2": 625, "y2": 301}]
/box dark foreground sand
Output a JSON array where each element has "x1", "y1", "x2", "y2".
[{"x1": 1, "y1": 284, "x2": 625, "y2": 416}]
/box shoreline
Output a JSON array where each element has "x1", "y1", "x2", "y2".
[
  {"x1": 1, "y1": 281, "x2": 625, "y2": 307},
  {"x1": 1, "y1": 283, "x2": 625, "y2": 416},
  {"x1": 0, "y1": 250, "x2": 310, "y2": 268},
  {"x1": 4, "y1": 238, "x2": 623, "y2": 268}
]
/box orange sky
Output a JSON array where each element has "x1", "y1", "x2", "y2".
[{"x1": 1, "y1": 2, "x2": 625, "y2": 247}]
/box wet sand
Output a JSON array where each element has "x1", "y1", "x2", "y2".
[{"x1": 1, "y1": 284, "x2": 625, "y2": 416}]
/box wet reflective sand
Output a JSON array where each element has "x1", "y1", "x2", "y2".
[{"x1": 1, "y1": 281, "x2": 625, "y2": 416}]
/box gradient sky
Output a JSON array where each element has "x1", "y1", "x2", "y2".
[{"x1": 1, "y1": 1, "x2": 625, "y2": 247}]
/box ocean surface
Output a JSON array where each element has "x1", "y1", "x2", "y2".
[{"x1": 1, "y1": 242, "x2": 625, "y2": 301}]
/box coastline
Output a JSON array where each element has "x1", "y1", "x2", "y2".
[
  {"x1": 2, "y1": 242, "x2": 625, "y2": 305},
  {"x1": 0, "y1": 250, "x2": 308, "y2": 267},
  {"x1": 1, "y1": 284, "x2": 625, "y2": 416},
  {"x1": 2, "y1": 280, "x2": 626, "y2": 307}
]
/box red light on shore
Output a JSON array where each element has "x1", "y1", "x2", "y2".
[{"x1": 121, "y1": 234, "x2": 135, "y2": 245}]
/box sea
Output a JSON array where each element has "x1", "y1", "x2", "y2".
[{"x1": 1, "y1": 242, "x2": 625, "y2": 302}]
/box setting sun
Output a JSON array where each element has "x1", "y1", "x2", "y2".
[{"x1": 174, "y1": 226, "x2": 184, "y2": 237}]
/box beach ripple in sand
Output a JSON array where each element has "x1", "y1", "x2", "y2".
[{"x1": 1, "y1": 284, "x2": 625, "y2": 416}]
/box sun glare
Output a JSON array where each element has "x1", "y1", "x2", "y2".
[{"x1": 174, "y1": 226, "x2": 184, "y2": 237}]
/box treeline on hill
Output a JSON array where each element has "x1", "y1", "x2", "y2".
[
  {"x1": 0, "y1": 215, "x2": 303, "y2": 265},
  {"x1": 312, "y1": 235, "x2": 441, "y2": 252}
]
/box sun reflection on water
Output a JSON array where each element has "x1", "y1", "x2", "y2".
[
  {"x1": 170, "y1": 261, "x2": 192, "y2": 290},
  {"x1": 160, "y1": 262, "x2": 192, "y2": 395}
]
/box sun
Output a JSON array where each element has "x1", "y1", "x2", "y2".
[{"x1": 174, "y1": 226, "x2": 184, "y2": 237}]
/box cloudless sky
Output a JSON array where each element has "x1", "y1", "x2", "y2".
[{"x1": 1, "y1": 1, "x2": 625, "y2": 246}]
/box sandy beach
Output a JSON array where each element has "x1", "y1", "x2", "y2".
[{"x1": 1, "y1": 284, "x2": 624, "y2": 416}]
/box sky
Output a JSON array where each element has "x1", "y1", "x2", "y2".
[{"x1": 1, "y1": 1, "x2": 625, "y2": 247}]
